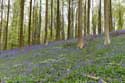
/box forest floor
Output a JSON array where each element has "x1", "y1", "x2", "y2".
[{"x1": 0, "y1": 35, "x2": 125, "y2": 83}]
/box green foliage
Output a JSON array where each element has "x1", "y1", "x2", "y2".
[
  {"x1": 0, "y1": 36, "x2": 125, "y2": 82},
  {"x1": 113, "y1": 3, "x2": 125, "y2": 30}
]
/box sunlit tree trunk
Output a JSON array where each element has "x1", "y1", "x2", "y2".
[
  {"x1": 104, "y1": 0, "x2": 111, "y2": 45},
  {"x1": 61, "y1": 0, "x2": 65, "y2": 40},
  {"x1": 77, "y1": 0, "x2": 85, "y2": 48},
  {"x1": 75, "y1": 7, "x2": 78, "y2": 38}
]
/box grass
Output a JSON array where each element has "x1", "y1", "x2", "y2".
[{"x1": 0, "y1": 36, "x2": 125, "y2": 83}]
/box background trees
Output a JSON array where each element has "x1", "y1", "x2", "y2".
[{"x1": 0, "y1": 0, "x2": 125, "y2": 50}]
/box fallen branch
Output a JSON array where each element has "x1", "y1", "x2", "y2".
[{"x1": 83, "y1": 74, "x2": 107, "y2": 83}]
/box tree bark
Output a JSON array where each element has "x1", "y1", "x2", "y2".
[
  {"x1": 98, "y1": 0, "x2": 101, "y2": 34},
  {"x1": 0, "y1": 0, "x2": 3, "y2": 50},
  {"x1": 104, "y1": 0, "x2": 111, "y2": 45},
  {"x1": 77, "y1": 0, "x2": 85, "y2": 48},
  {"x1": 3, "y1": 0, "x2": 10, "y2": 50},
  {"x1": 44, "y1": 0, "x2": 48, "y2": 44},
  {"x1": 56, "y1": 0, "x2": 61, "y2": 40},
  {"x1": 67, "y1": 0, "x2": 71, "y2": 39},
  {"x1": 28, "y1": 0, "x2": 32, "y2": 45},
  {"x1": 87, "y1": 0, "x2": 91, "y2": 35},
  {"x1": 19, "y1": 0, "x2": 25, "y2": 48}
]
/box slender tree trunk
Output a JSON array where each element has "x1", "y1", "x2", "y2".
[
  {"x1": 50, "y1": 0, "x2": 53, "y2": 40},
  {"x1": 87, "y1": 0, "x2": 91, "y2": 35},
  {"x1": 98, "y1": 0, "x2": 101, "y2": 34},
  {"x1": 71, "y1": 0, "x2": 74, "y2": 38},
  {"x1": 32, "y1": 1, "x2": 36, "y2": 45},
  {"x1": 44, "y1": 0, "x2": 48, "y2": 44},
  {"x1": 77, "y1": 0, "x2": 85, "y2": 48},
  {"x1": 104, "y1": 0, "x2": 111, "y2": 45},
  {"x1": 37, "y1": 0, "x2": 42, "y2": 44},
  {"x1": 3, "y1": 0, "x2": 10, "y2": 50},
  {"x1": 75, "y1": 7, "x2": 78, "y2": 38},
  {"x1": 56, "y1": 0, "x2": 61, "y2": 40},
  {"x1": 0, "y1": 0, "x2": 3, "y2": 50},
  {"x1": 28, "y1": 0, "x2": 32, "y2": 45},
  {"x1": 19, "y1": 0, "x2": 25, "y2": 48},
  {"x1": 61, "y1": 0, "x2": 65, "y2": 40},
  {"x1": 109, "y1": 0, "x2": 113, "y2": 32},
  {"x1": 67, "y1": 0, "x2": 71, "y2": 39},
  {"x1": 84, "y1": 0, "x2": 87, "y2": 36}
]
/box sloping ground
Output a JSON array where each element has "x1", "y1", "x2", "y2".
[{"x1": 0, "y1": 36, "x2": 125, "y2": 83}]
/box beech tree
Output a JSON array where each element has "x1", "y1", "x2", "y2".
[
  {"x1": 0, "y1": 0, "x2": 3, "y2": 50},
  {"x1": 104, "y1": 0, "x2": 111, "y2": 45},
  {"x1": 77, "y1": 0, "x2": 85, "y2": 48},
  {"x1": 44, "y1": 0, "x2": 48, "y2": 44},
  {"x1": 3, "y1": 0, "x2": 10, "y2": 50},
  {"x1": 28, "y1": 0, "x2": 33, "y2": 45},
  {"x1": 19, "y1": 0, "x2": 25, "y2": 48}
]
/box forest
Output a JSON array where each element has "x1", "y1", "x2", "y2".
[{"x1": 0, "y1": 0, "x2": 125, "y2": 82}]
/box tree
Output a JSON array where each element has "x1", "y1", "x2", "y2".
[
  {"x1": 61, "y1": 0, "x2": 65, "y2": 40},
  {"x1": 104, "y1": 0, "x2": 111, "y2": 45},
  {"x1": 0, "y1": 0, "x2": 3, "y2": 50},
  {"x1": 84, "y1": 0, "x2": 87, "y2": 36},
  {"x1": 44, "y1": 0, "x2": 48, "y2": 44},
  {"x1": 28, "y1": 0, "x2": 32, "y2": 45},
  {"x1": 109, "y1": 0, "x2": 113, "y2": 31},
  {"x1": 3, "y1": 0, "x2": 10, "y2": 50},
  {"x1": 37, "y1": 0, "x2": 42, "y2": 44},
  {"x1": 56, "y1": 0, "x2": 61, "y2": 40},
  {"x1": 50, "y1": 0, "x2": 54, "y2": 40},
  {"x1": 98, "y1": 0, "x2": 101, "y2": 34},
  {"x1": 67, "y1": 0, "x2": 72, "y2": 39},
  {"x1": 19, "y1": 0, "x2": 25, "y2": 48},
  {"x1": 77, "y1": 0, "x2": 85, "y2": 48},
  {"x1": 87, "y1": 0, "x2": 91, "y2": 35}
]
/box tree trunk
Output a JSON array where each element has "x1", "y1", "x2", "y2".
[
  {"x1": 87, "y1": 0, "x2": 91, "y2": 35},
  {"x1": 44, "y1": 0, "x2": 48, "y2": 44},
  {"x1": 3, "y1": 0, "x2": 10, "y2": 50},
  {"x1": 0, "y1": 0, "x2": 3, "y2": 50},
  {"x1": 56, "y1": 0, "x2": 61, "y2": 40},
  {"x1": 109, "y1": 0, "x2": 113, "y2": 32},
  {"x1": 77, "y1": 0, "x2": 85, "y2": 48},
  {"x1": 19, "y1": 0, "x2": 25, "y2": 48},
  {"x1": 104, "y1": 0, "x2": 111, "y2": 45},
  {"x1": 37, "y1": 0, "x2": 42, "y2": 44},
  {"x1": 84, "y1": 0, "x2": 87, "y2": 36},
  {"x1": 61, "y1": 0, "x2": 65, "y2": 40},
  {"x1": 75, "y1": 7, "x2": 78, "y2": 38},
  {"x1": 98, "y1": 0, "x2": 101, "y2": 34},
  {"x1": 67, "y1": 0, "x2": 71, "y2": 39},
  {"x1": 50, "y1": 0, "x2": 53, "y2": 40},
  {"x1": 28, "y1": 0, "x2": 32, "y2": 45}
]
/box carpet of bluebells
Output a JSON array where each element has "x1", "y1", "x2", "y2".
[{"x1": 0, "y1": 36, "x2": 125, "y2": 83}]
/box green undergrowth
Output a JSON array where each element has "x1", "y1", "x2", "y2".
[{"x1": 0, "y1": 36, "x2": 125, "y2": 83}]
